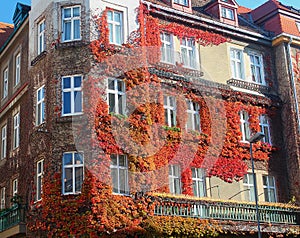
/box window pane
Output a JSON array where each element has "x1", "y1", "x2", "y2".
[
  {"x1": 117, "y1": 81, "x2": 123, "y2": 92},
  {"x1": 64, "y1": 8, "x2": 71, "y2": 18},
  {"x1": 63, "y1": 92, "x2": 71, "y2": 114},
  {"x1": 74, "y1": 20, "x2": 80, "y2": 39},
  {"x1": 75, "y1": 167, "x2": 83, "y2": 192},
  {"x1": 119, "y1": 155, "x2": 126, "y2": 167},
  {"x1": 119, "y1": 169, "x2": 127, "y2": 194},
  {"x1": 109, "y1": 93, "x2": 115, "y2": 113},
  {"x1": 115, "y1": 25, "x2": 121, "y2": 45},
  {"x1": 63, "y1": 77, "x2": 71, "y2": 89},
  {"x1": 107, "y1": 11, "x2": 113, "y2": 21},
  {"x1": 64, "y1": 21, "x2": 71, "y2": 41},
  {"x1": 63, "y1": 153, "x2": 73, "y2": 165},
  {"x1": 73, "y1": 7, "x2": 80, "y2": 17},
  {"x1": 64, "y1": 168, "x2": 73, "y2": 193},
  {"x1": 108, "y1": 79, "x2": 115, "y2": 90},
  {"x1": 111, "y1": 168, "x2": 118, "y2": 193},
  {"x1": 75, "y1": 153, "x2": 83, "y2": 164},
  {"x1": 74, "y1": 91, "x2": 82, "y2": 113}
]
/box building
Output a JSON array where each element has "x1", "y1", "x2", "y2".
[
  {"x1": 0, "y1": 3, "x2": 31, "y2": 237},
  {"x1": 0, "y1": 0, "x2": 299, "y2": 237}
]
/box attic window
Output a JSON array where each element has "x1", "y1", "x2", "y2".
[
  {"x1": 296, "y1": 22, "x2": 300, "y2": 32},
  {"x1": 221, "y1": 7, "x2": 234, "y2": 20},
  {"x1": 174, "y1": 0, "x2": 188, "y2": 7}
]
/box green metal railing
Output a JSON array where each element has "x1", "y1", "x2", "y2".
[
  {"x1": 0, "y1": 205, "x2": 24, "y2": 232},
  {"x1": 153, "y1": 196, "x2": 300, "y2": 224}
]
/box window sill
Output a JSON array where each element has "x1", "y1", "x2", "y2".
[
  {"x1": 56, "y1": 40, "x2": 86, "y2": 49},
  {"x1": 56, "y1": 113, "x2": 84, "y2": 123},
  {"x1": 227, "y1": 78, "x2": 270, "y2": 94},
  {"x1": 31, "y1": 51, "x2": 47, "y2": 66},
  {"x1": 152, "y1": 62, "x2": 203, "y2": 78}
]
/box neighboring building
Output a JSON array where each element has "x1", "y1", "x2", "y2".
[
  {"x1": 0, "y1": 3, "x2": 30, "y2": 237},
  {"x1": 0, "y1": 0, "x2": 299, "y2": 237}
]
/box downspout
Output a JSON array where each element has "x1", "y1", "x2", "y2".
[{"x1": 285, "y1": 37, "x2": 300, "y2": 134}]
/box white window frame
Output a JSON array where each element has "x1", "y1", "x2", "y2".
[
  {"x1": 243, "y1": 173, "x2": 255, "y2": 202},
  {"x1": 259, "y1": 115, "x2": 272, "y2": 144},
  {"x1": 62, "y1": 5, "x2": 81, "y2": 42},
  {"x1": 36, "y1": 85, "x2": 45, "y2": 125},
  {"x1": 160, "y1": 32, "x2": 174, "y2": 64},
  {"x1": 107, "y1": 78, "x2": 126, "y2": 115},
  {"x1": 186, "y1": 100, "x2": 201, "y2": 131},
  {"x1": 249, "y1": 52, "x2": 265, "y2": 85},
  {"x1": 3, "y1": 68, "x2": 8, "y2": 99},
  {"x1": 192, "y1": 168, "x2": 206, "y2": 197},
  {"x1": 240, "y1": 111, "x2": 250, "y2": 142},
  {"x1": 107, "y1": 9, "x2": 123, "y2": 45},
  {"x1": 1, "y1": 125, "x2": 7, "y2": 159},
  {"x1": 38, "y1": 20, "x2": 46, "y2": 54},
  {"x1": 0, "y1": 187, "x2": 5, "y2": 210},
  {"x1": 36, "y1": 160, "x2": 44, "y2": 201},
  {"x1": 180, "y1": 38, "x2": 197, "y2": 69},
  {"x1": 62, "y1": 152, "x2": 84, "y2": 195},
  {"x1": 12, "y1": 179, "x2": 18, "y2": 197},
  {"x1": 263, "y1": 175, "x2": 277, "y2": 203},
  {"x1": 62, "y1": 75, "x2": 83, "y2": 116},
  {"x1": 230, "y1": 48, "x2": 244, "y2": 80},
  {"x1": 169, "y1": 164, "x2": 181, "y2": 194},
  {"x1": 174, "y1": 0, "x2": 188, "y2": 6},
  {"x1": 13, "y1": 112, "x2": 20, "y2": 149},
  {"x1": 15, "y1": 53, "x2": 21, "y2": 86},
  {"x1": 221, "y1": 7, "x2": 234, "y2": 20},
  {"x1": 164, "y1": 95, "x2": 176, "y2": 127},
  {"x1": 110, "y1": 154, "x2": 129, "y2": 195}
]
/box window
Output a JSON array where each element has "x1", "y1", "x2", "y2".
[
  {"x1": 160, "y1": 32, "x2": 174, "y2": 64},
  {"x1": 259, "y1": 115, "x2": 271, "y2": 144},
  {"x1": 192, "y1": 168, "x2": 206, "y2": 197},
  {"x1": 169, "y1": 165, "x2": 181, "y2": 194},
  {"x1": 62, "y1": 152, "x2": 84, "y2": 194},
  {"x1": 15, "y1": 53, "x2": 21, "y2": 86},
  {"x1": 38, "y1": 20, "x2": 46, "y2": 54},
  {"x1": 164, "y1": 95, "x2": 176, "y2": 127},
  {"x1": 221, "y1": 7, "x2": 234, "y2": 20},
  {"x1": 174, "y1": 0, "x2": 188, "y2": 6},
  {"x1": 240, "y1": 111, "x2": 250, "y2": 141},
  {"x1": 1, "y1": 125, "x2": 6, "y2": 159},
  {"x1": 243, "y1": 173, "x2": 255, "y2": 202},
  {"x1": 263, "y1": 175, "x2": 277, "y2": 202},
  {"x1": 110, "y1": 154, "x2": 129, "y2": 194},
  {"x1": 36, "y1": 160, "x2": 44, "y2": 201},
  {"x1": 13, "y1": 113, "x2": 20, "y2": 149},
  {"x1": 12, "y1": 179, "x2": 18, "y2": 197},
  {"x1": 249, "y1": 52, "x2": 265, "y2": 85},
  {"x1": 36, "y1": 86, "x2": 45, "y2": 125},
  {"x1": 180, "y1": 38, "x2": 197, "y2": 69},
  {"x1": 107, "y1": 10, "x2": 123, "y2": 45},
  {"x1": 186, "y1": 100, "x2": 200, "y2": 131},
  {"x1": 107, "y1": 78, "x2": 126, "y2": 115},
  {"x1": 62, "y1": 6, "x2": 81, "y2": 42},
  {"x1": 230, "y1": 48, "x2": 244, "y2": 79},
  {"x1": 62, "y1": 75, "x2": 82, "y2": 116},
  {"x1": 0, "y1": 187, "x2": 5, "y2": 209},
  {"x1": 297, "y1": 22, "x2": 300, "y2": 32},
  {"x1": 3, "y1": 68, "x2": 8, "y2": 99}
]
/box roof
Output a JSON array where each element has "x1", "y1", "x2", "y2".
[
  {"x1": 238, "y1": 6, "x2": 251, "y2": 14},
  {"x1": 0, "y1": 22, "x2": 14, "y2": 48},
  {"x1": 251, "y1": 0, "x2": 300, "y2": 37}
]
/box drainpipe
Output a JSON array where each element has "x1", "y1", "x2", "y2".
[{"x1": 285, "y1": 37, "x2": 300, "y2": 134}]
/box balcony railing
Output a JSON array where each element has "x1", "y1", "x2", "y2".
[
  {"x1": 0, "y1": 205, "x2": 25, "y2": 232},
  {"x1": 152, "y1": 195, "x2": 300, "y2": 225}
]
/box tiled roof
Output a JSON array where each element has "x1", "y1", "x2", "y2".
[
  {"x1": 0, "y1": 22, "x2": 14, "y2": 48},
  {"x1": 237, "y1": 6, "x2": 251, "y2": 14},
  {"x1": 279, "y1": 15, "x2": 300, "y2": 37}
]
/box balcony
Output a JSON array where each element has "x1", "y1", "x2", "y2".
[
  {"x1": 0, "y1": 205, "x2": 26, "y2": 237},
  {"x1": 150, "y1": 194, "x2": 300, "y2": 234}
]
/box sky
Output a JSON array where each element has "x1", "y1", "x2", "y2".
[{"x1": 1, "y1": 0, "x2": 300, "y2": 24}]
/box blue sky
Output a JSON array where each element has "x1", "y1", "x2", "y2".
[{"x1": 1, "y1": 0, "x2": 300, "y2": 24}]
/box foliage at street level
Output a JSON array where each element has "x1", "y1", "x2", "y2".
[{"x1": 26, "y1": 3, "x2": 292, "y2": 237}]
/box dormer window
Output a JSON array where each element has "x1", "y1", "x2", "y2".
[
  {"x1": 174, "y1": 0, "x2": 188, "y2": 7},
  {"x1": 221, "y1": 7, "x2": 234, "y2": 20}
]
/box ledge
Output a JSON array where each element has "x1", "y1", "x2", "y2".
[
  {"x1": 227, "y1": 78, "x2": 270, "y2": 94},
  {"x1": 31, "y1": 51, "x2": 47, "y2": 66}
]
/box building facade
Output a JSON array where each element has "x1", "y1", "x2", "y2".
[{"x1": 0, "y1": 0, "x2": 299, "y2": 237}]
